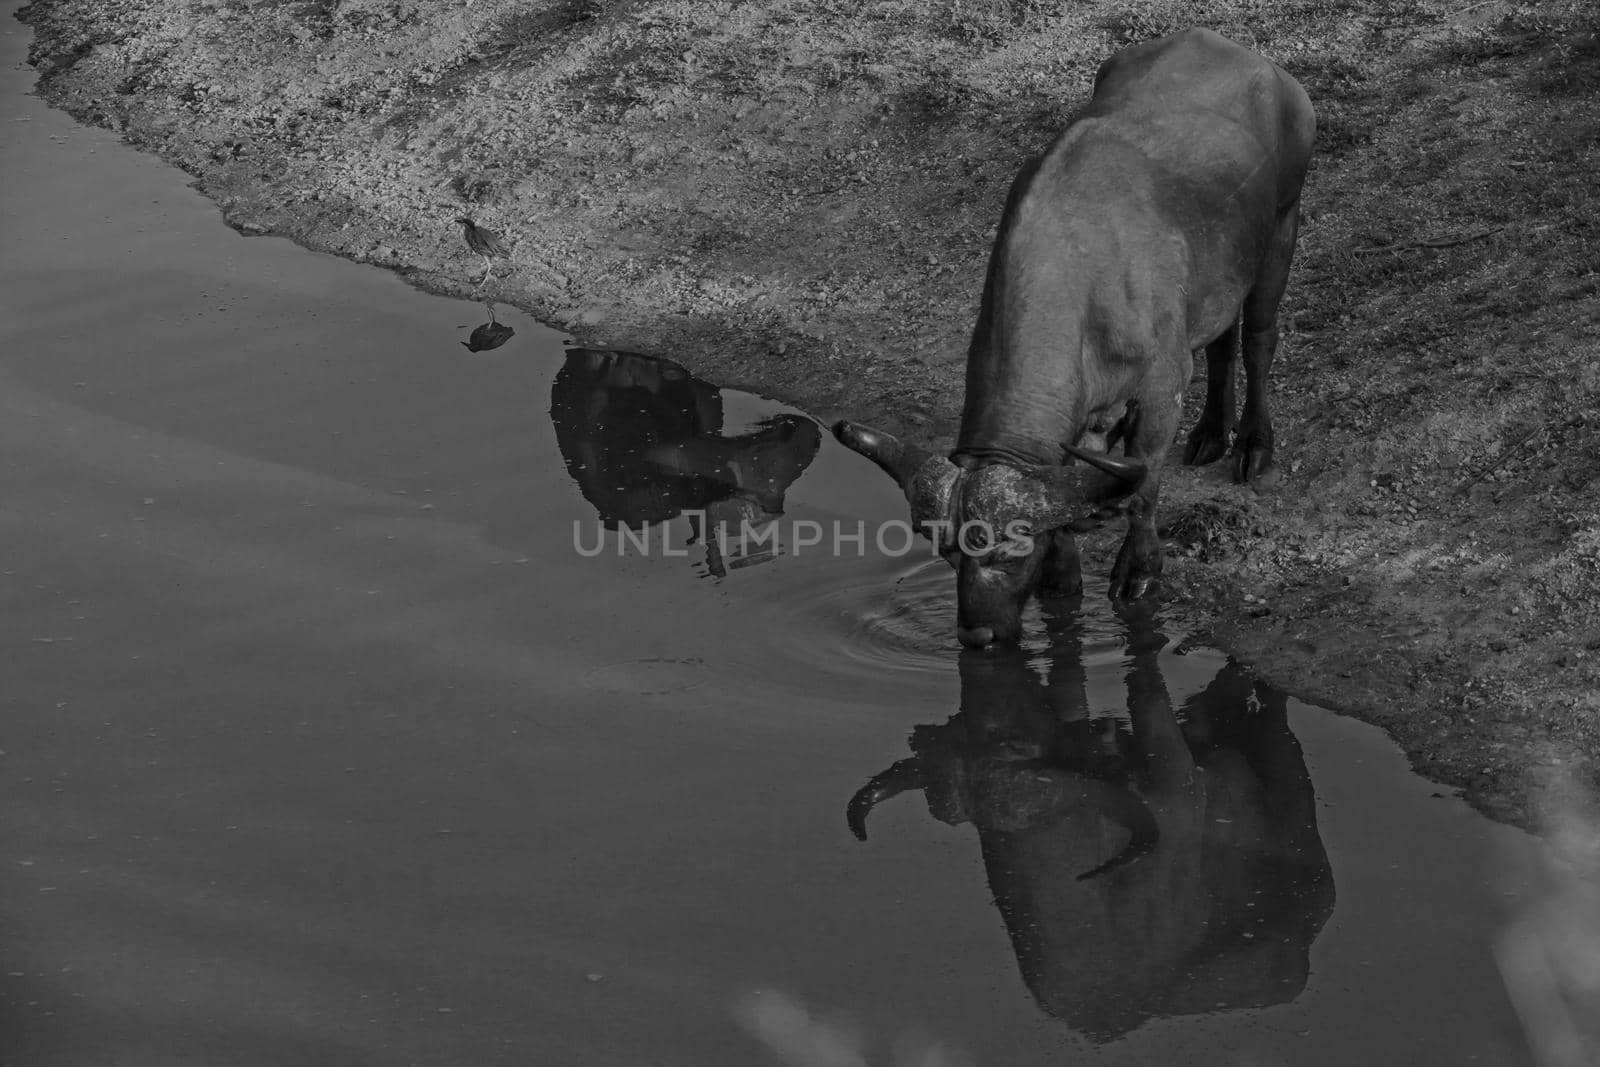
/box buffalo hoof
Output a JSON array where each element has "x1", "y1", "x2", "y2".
[
  {"x1": 1110, "y1": 572, "x2": 1158, "y2": 602},
  {"x1": 1108, "y1": 558, "x2": 1161, "y2": 602},
  {"x1": 1108, "y1": 527, "x2": 1163, "y2": 602},
  {"x1": 1232, "y1": 433, "x2": 1275, "y2": 486},
  {"x1": 1183, "y1": 421, "x2": 1232, "y2": 467}
]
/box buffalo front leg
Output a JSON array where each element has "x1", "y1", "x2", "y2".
[
  {"x1": 1182, "y1": 318, "x2": 1240, "y2": 467},
  {"x1": 1038, "y1": 528, "x2": 1083, "y2": 599},
  {"x1": 1234, "y1": 202, "x2": 1301, "y2": 485},
  {"x1": 1109, "y1": 360, "x2": 1188, "y2": 601},
  {"x1": 1110, "y1": 483, "x2": 1164, "y2": 602}
]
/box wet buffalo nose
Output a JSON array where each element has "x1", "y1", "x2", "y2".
[{"x1": 956, "y1": 625, "x2": 995, "y2": 649}]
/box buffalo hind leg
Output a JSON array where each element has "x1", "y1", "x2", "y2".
[
  {"x1": 1234, "y1": 202, "x2": 1301, "y2": 485},
  {"x1": 1182, "y1": 318, "x2": 1240, "y2": 467}
]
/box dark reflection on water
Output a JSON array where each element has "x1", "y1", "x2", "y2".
[
  {"x1": 549, "y1": 347, "x2": 822, "y2": 576},
  {"x1": 459, "y1": 303, "x2": 516, "y2": 351},
  {"x1": 849, "y1": 601, "x2": 1336, "y2": 1043}
]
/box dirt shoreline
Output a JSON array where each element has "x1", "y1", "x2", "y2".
[{"x1": 14, "y1": 0, "x2": 1600, "y2": 828}]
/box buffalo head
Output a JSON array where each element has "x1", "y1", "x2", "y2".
[{"x1": 832, "y1": 420, "x2": 1144, "y2": 647}]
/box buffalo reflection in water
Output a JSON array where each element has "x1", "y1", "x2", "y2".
[
  {"x1": 849, "y1": 605, "x2": 1335, "y2": 1042},
  {"x1": 549, "y1": 348, "x2": 822, "y2": 576}
]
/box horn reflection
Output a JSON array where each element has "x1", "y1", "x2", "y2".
[
  {"x1": 846, "y1": 604, "x2": 1335, "y2": 1042},
  {"x1": 549, "y1": 348, "x2": 822, "y2": 576}
]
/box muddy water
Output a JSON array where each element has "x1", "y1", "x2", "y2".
[{"x1": 0, "y1": 12, "x2": 1549, "y2": 1067}]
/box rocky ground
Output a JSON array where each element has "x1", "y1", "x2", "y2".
[{"x1": 14, "y1": 0, "x2": 1600, "y2": 828}]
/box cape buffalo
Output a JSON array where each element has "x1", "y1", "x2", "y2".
[
  {"x1": 848, "y1": 606, "x2": 1335, "y2": 1041},
  {"x1": 834, "y1": 29, "x2": 1315, "y2": 646}
]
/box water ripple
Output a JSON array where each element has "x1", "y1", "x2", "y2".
[{"x1": 734, "y1": 558, "x2": 1146, "y2": 695}]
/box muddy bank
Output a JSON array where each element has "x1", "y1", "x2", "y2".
[{"x1": 13, "y1": 0, "x2": 1600, "y2": 826}]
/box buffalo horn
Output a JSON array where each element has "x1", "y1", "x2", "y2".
[
  {"x1": 1061, "y1": 443, "x2": 1147, "y2": 485},
  {"x1": 833, "y1": 420, "x2": 958, "y2": 531},
  {"x1": 833, "y1": 420, "x2": 939, "y2": 490},
  {"x1": 846, "y1": 757, "x2": 926, "y2": 841}
]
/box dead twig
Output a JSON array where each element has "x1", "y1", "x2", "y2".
[
  {"x1": 1450, "y1": 0, "x2": 1502, "y2": 19},
  {"x1": 1353, "y1": 226, "x2": 1504, "y2": 255},
  {"x1": 1455, "y1": 414, "x2": 1585, "y2": 496},
  {"x1": 1455, "y1": 423, "x2": 1547, "y2": 496},
  {"x1": 1416, "y1": 226, "x2": 1505, "y2": 248}
]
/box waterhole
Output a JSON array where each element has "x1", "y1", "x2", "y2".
[{"x1": 0, "y1": 15, "x2": 1559, "y2": 1066}]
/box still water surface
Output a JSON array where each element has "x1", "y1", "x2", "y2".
[{"x1": 0, "y1": 11, "x2": 1544, "y2": 1065}]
